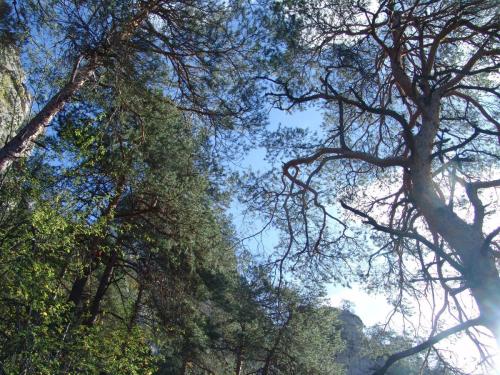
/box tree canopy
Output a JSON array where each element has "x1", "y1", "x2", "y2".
[
  {"x1": 249, "y1": 0, "x2": 499, "y2": 372},
  {"x1": 0, "y1": 0, "x2": 498, "y2": 374}
]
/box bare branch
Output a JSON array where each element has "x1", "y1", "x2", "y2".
[{"x1": 373, "y1": 317, "x2": 484, "y2": 375}]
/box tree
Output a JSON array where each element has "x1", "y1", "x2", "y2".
[
  {"x1": 0, "y1": 1, "x2": 266, "y2": 373},
  {"x1": 250, "y1": 0, "x2": 499, "y2": 373},
  {"x1": 0, "y1": 54, "x2": 239, "y2": 373},
  {"x1": 196, "y1": 265, "x2": 345, "y2": 375},
  {"x1": 0, "y1": 0, "x2": 261, "y2": 172}
]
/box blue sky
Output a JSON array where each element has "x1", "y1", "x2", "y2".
[
  {"x1": 228, "y1": 105, "x2": 396, "y2": 327},
  {"x1": 228, "y1": 106, "x2": 499, "y2": 373}
]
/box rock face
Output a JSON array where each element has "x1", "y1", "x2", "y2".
[
  {"x1": 336, "y1": 310, "x2": 383, "y2": 375},
  {"x1": 0, "y1": 43, "x2": 29, "y2": 149},
  {"x1": 336, "y1": 310, "x2": 444, "y2": 375}
]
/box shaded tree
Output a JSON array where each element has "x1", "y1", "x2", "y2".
[
  {"x1": 0, "y1": 57, "x2": 238, "y2": 373},
  {"x1": 193, "y1": 265, "x2": 345, "y2": 375},
  {"x1": 250, "y1": 0, "x2": 500, "y2": 373}
]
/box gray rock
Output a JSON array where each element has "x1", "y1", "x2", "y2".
[
  {"x1": 0, "y1": 43, "x2": 30, "y2": 149},
  {"x1": 335, "y1": 310, "x2": 444, "y2": 375},
  {"x1": 336, "y1": 310, "x2": 382, "y2": 375}
]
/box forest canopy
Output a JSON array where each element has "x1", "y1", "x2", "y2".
[{"x1": 0, "y1": 0, "x2": 498, "y2": 374}]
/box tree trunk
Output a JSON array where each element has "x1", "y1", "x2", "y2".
[
  {"x1": 68, "y1": 245, "x2": 100, "y2": 309},
  {"x1": 128, "y1": 284, "x2": 143, "y2": 331},
  {"x1": 68, "y1": 269, "x2": 92, "y2": 308},
  {"x1": 411, "y1": 104, "x2": 500, "y2": 339},
  {"x1": 235, "y1": 347, "x2": 243, "y2": 375},
  {"x1": 0, "y1": 0, "x2": 162, "y2": 173},
  {"x1": 0, "y1": 59, "x2": 97, "y2": 173},
  {"x1": 84, "y1": 250, "x2": 118, "y2": 326}
]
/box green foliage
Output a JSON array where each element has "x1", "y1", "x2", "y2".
[
  {"x1": 191, "y1": 267, "x2": 345, "y2": 375},
  {"x1": 2, "y1": 0, "x2": 485, "y2": 374},
  {"x1": 0, "y1": 51, "x2": 238, "y2": 372}
]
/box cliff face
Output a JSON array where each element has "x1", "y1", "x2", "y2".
[
  {"x1": 336, "y1": 310, "x2": 384, "y2": 375},
  {"x1": 0, "y1": 43, "x2": 29, "y2": 148},
  {"x1": 336, "y1": 310, "x2": 445, "y2": 375}
]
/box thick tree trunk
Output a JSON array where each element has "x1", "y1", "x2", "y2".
[{"x1": 410, "y1": 104, "x2": 500, "y2": 339}]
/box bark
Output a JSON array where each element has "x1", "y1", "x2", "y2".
[
  {"x1": 0, "y1": 0, "x2": 162, "y2": 173},
  {"x1": 84, "y1": 250, "x2": 118, "y2": 326},
  {"x1": 68, "y1": 267, "x2": 92, "y2": 307},
  {"x1": 410, "y1": 101, "x2": 500, "y2": 338},
  {"x1": 68, "y1": 240, "x2": 102, "y2": 308},
  {"x1": 235, "y1": 346, "x2": 243, "y2": 375},
  {"x1": 0, "y1": 60, "x2": 97, "y2": 173},
  {"x1": 128, "y1": 283, "x2": 143, "y2": 331}
]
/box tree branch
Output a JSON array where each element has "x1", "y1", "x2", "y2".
[
  {"x1": 339, "y1": 201, "x2": 464, "y2": 273},
  {"x1": 372, "y1": 317, "x2": 484, "y2": 375}
]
